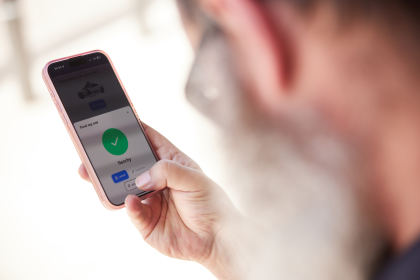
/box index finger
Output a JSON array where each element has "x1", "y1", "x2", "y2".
[
  {"x1": 141, "y1": 122, "x2": 177, "y2": 157},
  {"x1": 78, "y1": 164, "x2": 90, "y2": 181},
  {"x1": 142, "y1": 122, "x2": 201, "y2": 170}
]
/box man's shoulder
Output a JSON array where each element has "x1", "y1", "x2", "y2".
[{"x1": 374, "y1": 237, "x2": 420, "y2": 280}]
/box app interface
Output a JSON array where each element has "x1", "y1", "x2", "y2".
[{"x1": 49, "y1": 53, "x2": 157, "y2": 206}]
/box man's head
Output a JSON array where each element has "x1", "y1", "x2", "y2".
[
  {"x1": 176, "y1": 0, "x2": 420, "y2": 278},
  {"x1": 179, "y1": 0, "x2": 419, "y2": 128}
]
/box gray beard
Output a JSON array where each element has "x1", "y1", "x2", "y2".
[
  {"x1": 186, "y1": 29, "x2": 384, "y2": 279},
  {"x1": 215, "y1": 93, "x2": 384, "y2": 280}
]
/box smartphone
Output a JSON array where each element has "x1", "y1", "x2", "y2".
[{"x1": 42, "y1": 50, "x2": 158, "y2": 209}]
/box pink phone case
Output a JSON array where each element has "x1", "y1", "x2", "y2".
[{"x1": 42, "y1": 50, "x2": 158, "y2": 210}]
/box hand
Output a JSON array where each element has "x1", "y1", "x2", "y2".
[{"x1": 78, "y1": 123, "x2": 241, "y2": 279}]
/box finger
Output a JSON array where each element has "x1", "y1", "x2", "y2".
[
  {"x1": 135, "y1": 159, "x2": 212, "y2": 193},
  {"x1": 78, "y1": 164, "x2": 90, "y2": 181},
  {"x1": 125, "y1": 194, "x2": 162, "y2": 239},
  {"x1": 141, "y1": 122, "x2": 200, "y2": 169},
  {"x1": 141, "y1": 122, "x2": 183, "y2": 160},
  {"x1": 141, "y1": 122, "x2": 175, "y2": 153}
]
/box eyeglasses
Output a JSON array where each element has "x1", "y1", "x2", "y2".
[
  {"x1": 177, "y1": 0, "x2": 243, "y2": 127},
  {"x1": 176, "y1": 0, "x2": 207, "y2": 27}
]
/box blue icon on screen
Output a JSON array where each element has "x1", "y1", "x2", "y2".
[
  {"x1": 89, "y1": 99, "x2": 107, "y2": 111},
  {"x1": 111, "y1": 170, "x2": 129, "y2": 183}
]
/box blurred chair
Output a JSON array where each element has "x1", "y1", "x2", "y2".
[
  {"x1": 1, "y1": 0, "x2": 33, "y2": 101},
  {"x1": 0, "y1": 0, "x2": 153, "y2": 102}
]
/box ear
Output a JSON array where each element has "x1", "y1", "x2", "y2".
[{"x1": 199, "y1": 0, "x2": 294, "y2": 115}]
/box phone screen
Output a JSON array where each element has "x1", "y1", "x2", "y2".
[{"x1": 48, "y1": 52, "x2": 157, "y2": 206}]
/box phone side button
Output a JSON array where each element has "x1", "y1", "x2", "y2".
[
  {"x1": 94, "y1": 185, "x2": 108, "y2": 204},
  {"x1": 54, "y1": 104, "x2": 66, "y2": 123},
  {"x1": 58, "y1": 109, "x2": 72, "y2": 127}
]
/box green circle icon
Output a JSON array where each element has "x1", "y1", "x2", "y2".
[{"x1": 102, "y1": 128, "x2": 128, "y2": 156}]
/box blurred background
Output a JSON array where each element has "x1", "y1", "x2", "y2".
[{"x1": 0, "y1": 0, "x2": 222, "y2": 279}]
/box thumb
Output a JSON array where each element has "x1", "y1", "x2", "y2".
[
  {"x1": 135, "y1": 159, "x2": 211, "y2": 192},
  {"x1": 125, "y1": 193, "x2": 162, "y2": 239}
]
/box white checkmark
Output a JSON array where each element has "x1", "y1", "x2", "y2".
[{"x1": 111, "y1": 137, "x2": 118, "y2": 146}]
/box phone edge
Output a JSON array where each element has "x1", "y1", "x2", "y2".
[{"x1": 41, "y1": 50, "x2": 158, "y2": 210}]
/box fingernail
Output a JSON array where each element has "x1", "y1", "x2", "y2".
[{"x1": 136, "y1": 171, "x2": 152, "y2": 190}]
